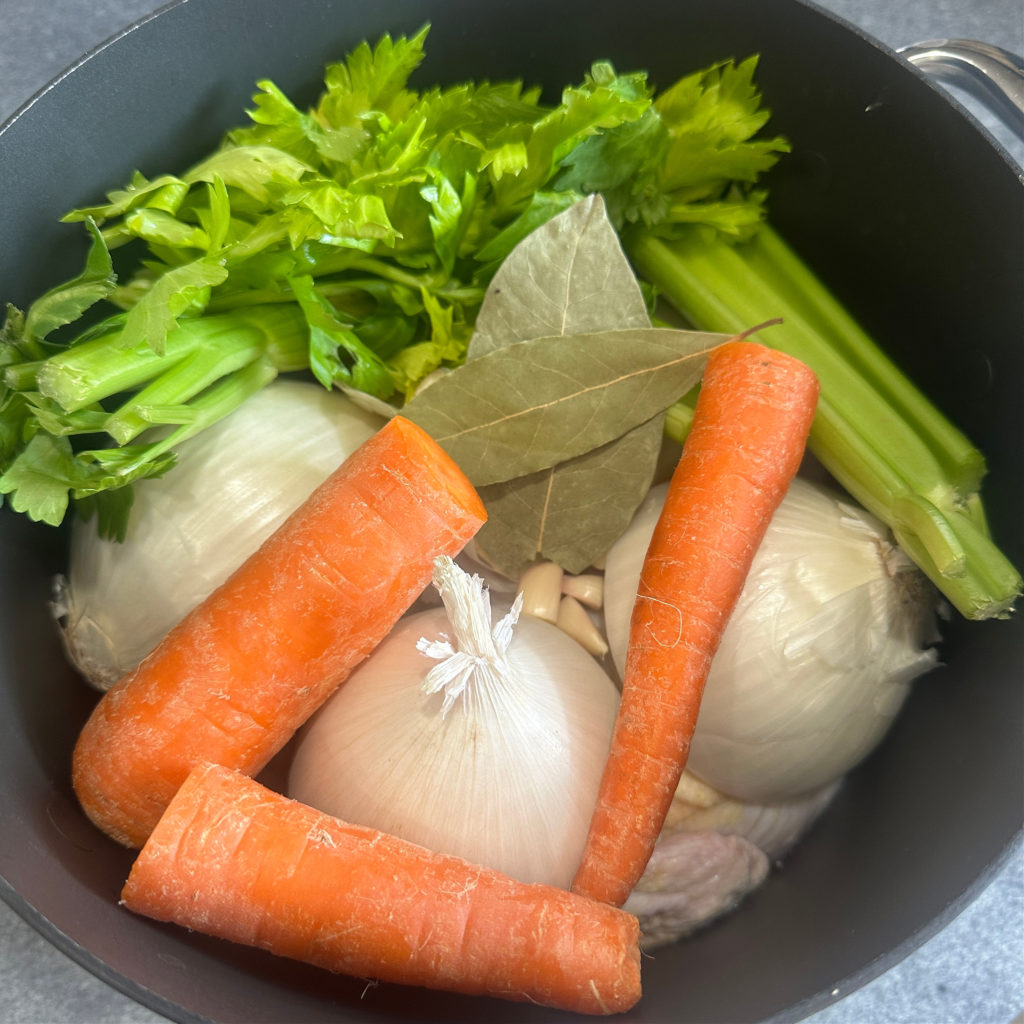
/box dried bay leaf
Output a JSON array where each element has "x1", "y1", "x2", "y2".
[
  {"x1": 402, "y1": 195, "x2": 726, "y2": 576},
  {"x1": 402, "y1": 325, "x2": 721, "y2": 485},
  {"x1": 476, "y1": 417, "x2": 665, "y2": 576},
  {"x1": 468, "y1": 193, "x2": 650, "y2": 358},
  {"x1": 464, "y1": 194, "x2": 668, "y2": 574}
]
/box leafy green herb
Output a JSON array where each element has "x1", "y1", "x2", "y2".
[
  {"x1": 403, "y1": 326, "x2": 716, "y2": 484},
  {"x1": 474, "y1": 421, "x2": 665, "y2": 575},
  {"x1": 0, "y1": 433, "x2": 81, "y2": 527},
  {"x1": 5, "y1": 27, "x2": 696, "y2": 536},
  {"x1": 20, "y1": 220, "x2": 117, "y2": 351},
  {"x1": 467, "y1": 194, "x2": 651, "y2": 359}
]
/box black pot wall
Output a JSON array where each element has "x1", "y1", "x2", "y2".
[{"x1": 1, "y1": 2, "x2": 1021, "y2": 1023}]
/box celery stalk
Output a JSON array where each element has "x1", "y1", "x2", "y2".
[
  {"x1": 0, "y1": 302, "x2": 313, "y2": 534},
  {"x1": 35, "y1": 304, "x2": 308, "y2": 416},
  {"x1": 94, "y1": 357, "x2": 281, "y2": 482},
  {"x1": 742, "y1": 226, "x2": 986, "y2": 495},
  {"x1": 628, "y1": 225, "x2": 1021, "y2": 620}
]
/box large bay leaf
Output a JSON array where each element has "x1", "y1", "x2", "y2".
[
  {"x1": 475, "y1": 417, "x2": 664, "y2": 577},
  {"x1": 402, "y1": 325, "x2": 721, "y2": 486},
  {"x1": 463, "y1": 194, "x2": 667, "y2": 574},
  {"x1": 468, "y1": 192, "x2": 650, "y2": 358},
  {"x1": 404, "y1": 194, "x2": 724, "y2": 576}
]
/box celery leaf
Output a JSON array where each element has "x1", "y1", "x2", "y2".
[
  {"x1": 289, "y1": 273, "x2": 396, "y2": 397},
  {"x1": 22, "y1": 220, "x2": 116, "y2": 347},
  {"x1": 62, "y1": 170, "x2": 189, "y2": 224},
  {"x1": 0, "y1": 432, "x2": 79, "y2": 526},
  {"x1": 6, "y1": 33, "x2": 796, "y2": 538},
  {"x1": 118, "y1": 258, "x2": 229, "y2": 354}
]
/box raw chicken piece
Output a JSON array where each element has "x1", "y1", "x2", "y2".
[
  {"x1": 625, "y1": 831, "x2": 769, "y2": 949},
  {"x1": 626, "y1": 772, "x2": 839, "y2": 947}
]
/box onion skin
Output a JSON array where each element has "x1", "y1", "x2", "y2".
[
  {"x1": 604, "y1": 477, "x2": 941, "y2": 803},
  {"x1": 287, "y1": 602, "x2": 621, "y2": 890},
  {"x1": 55, "y1": 380, "x2": 383, "y2": 690}
]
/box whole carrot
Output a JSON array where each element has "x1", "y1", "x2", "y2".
[
  {"x1": 73, "y1": 415, "x2": 486, "y2": 848},
  {"x1": 572, "y1": 340, "x2": 819, "y2": 906},
  {"x1": 122, "y1": 762, "x2": 643, "y2": 1016}
]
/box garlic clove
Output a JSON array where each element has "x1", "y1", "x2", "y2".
[
  {"x1": 561, "y1": 572, "x2": 605, "y2": 609},
  {"x1": 516, "y1": 561, "x2": 564, "y2": 623},
  {"x1": 663, "y1": 770, "x2": 840, "y2": 862},
  {"x1": 556, "y1": 595, "x2": 610, "y2": 657}
]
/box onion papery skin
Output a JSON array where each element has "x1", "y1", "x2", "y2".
[
  {"x1": 287, "y1": 606, "x2": 621, "y2": 889},
  {"x1": 604, "y1": 477, "x2": 941, "y2": 803},
  {"x1": 56, "y1": 380, "x2": 383, "y2": 690}
]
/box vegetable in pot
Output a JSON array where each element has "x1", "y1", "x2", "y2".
[
  {"x1": 287, "y1": 556, "x2": 621, "y2": 890},
  {"x1": 628, "y1": 225, "x2": 1021, "y2": 620},
  {"x1": 573, "y1": 340, "x2": 820, "y2": 907},
  {"x1": 72, "y1": 417, "x2": 486, "y2": 848},
  {"x1": 54, "y1": 379, "x2": 383, "y2": 690},
  {"x1": 604, "y1": 476, "x2": 942, "y2": 803},
  {"x1": 123, "y1": 762, "x2": 643, "y2": 1016}
]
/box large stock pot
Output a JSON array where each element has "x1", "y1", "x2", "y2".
[{"x1": 1, "y1": 2, "x2": 1021, "y2": 1022}]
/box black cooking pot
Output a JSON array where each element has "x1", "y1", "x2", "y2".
[{"x1": 1, "y1": 2, "x2": 1021, "y2": 1022}]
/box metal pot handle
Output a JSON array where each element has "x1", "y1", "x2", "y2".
[{"x1": 898, "y1": 39, "x2": 1024, "y2": 140}]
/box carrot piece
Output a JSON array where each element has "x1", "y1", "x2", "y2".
[
  {"x1": 121, "y1": 762, "x2": 643, "y2": 1016},
  {"x1": 73, "y1": 415, "x2": 486, "y2": 849},
  {"x1": 572, "y1": 340, "x2": 820, "y2": 906}
]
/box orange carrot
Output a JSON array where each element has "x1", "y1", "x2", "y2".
[
  {"x1": 121, "y1": 762, "x2": 643, "y2": 1015},
  {"x1": 73, "y1": 415, "x2": 486, "y2": 849},
  {"x1": 572, "y1": 340, "x2": 820, "y2": 907}
]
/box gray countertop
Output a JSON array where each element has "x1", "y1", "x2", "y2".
[{"x1": 1, "y1": 1, "x2": 1022, "y2": 1022}]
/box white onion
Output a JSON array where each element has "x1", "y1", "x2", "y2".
[
  {"x1": 604, "y1": 477, "x2": 941, "y2": 803},
  {"x1": 54, "y1": 379, "x2": 383, "y2": 689},
  {"x1": 287, "y1": 556, "x2": 620, "y2": 889}
]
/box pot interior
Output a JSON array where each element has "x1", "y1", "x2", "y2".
[{"x1": 1, "y1": 1, "x2": 1021, "y2": 1022}]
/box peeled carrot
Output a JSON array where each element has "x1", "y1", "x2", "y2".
[
  {"x1": 122, "y1": 762, "x2": 642, "y2": 1015},
  {"x1": 572, "y1": 340, "x2": 820, "y2": 907},
  {"x1": 73, "y1": 415, "x2": 486, "y2": 848}
]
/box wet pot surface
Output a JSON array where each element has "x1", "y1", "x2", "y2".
[{"x1": 0, "y1": 1, "x2": 1021, "y2": 1022}]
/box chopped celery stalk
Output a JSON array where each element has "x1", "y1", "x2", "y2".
[
  {"x1": 3, "y1": 361, "x2": 46, "y2": 392},
  {"x1": 34, "y1": 304, "x2": 308, "y2": 415},
  {"x1": 98, "y1": 356, "x2": 281, "y2": 481},
  {"x1": 665, "y1": 395, "x2": 697, "y2": 441},
  {"x1": 0, "y1": 303, "x2": 313, "y2": 537},
  {"x1": 629, "y1": 225, "x2": 1022, "y2": 621},
  {"x1": 101, "y1": 319, "x2": 299, "y2": 444},
  {"x1": 630, "y1": 229, "x2": 953, "y2": 496}
]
